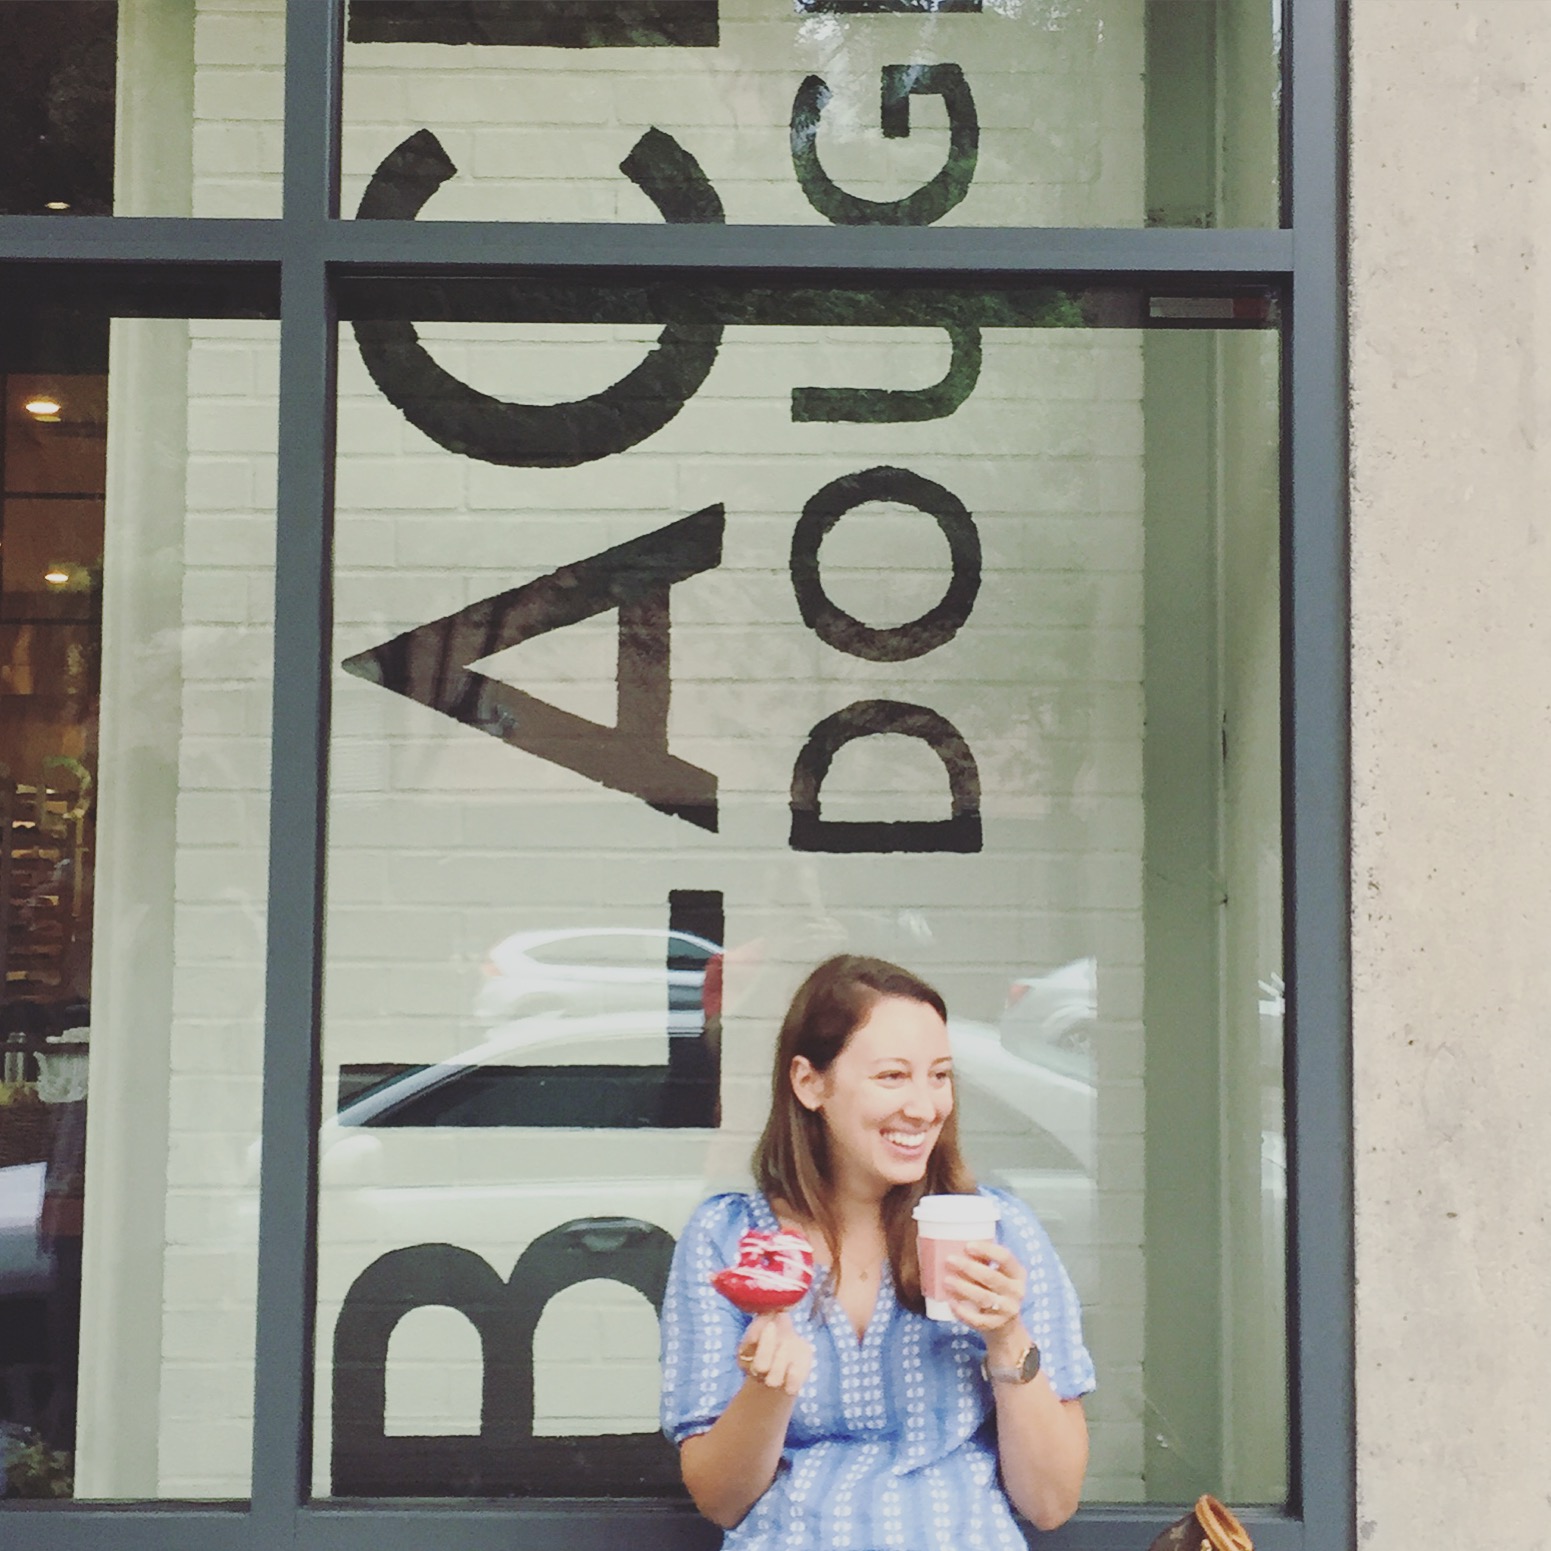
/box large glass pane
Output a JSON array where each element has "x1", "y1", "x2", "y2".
[
  {"x1": 341, "y1": 0, "x2": 1279, "y2": 229},
  {"x1": 0, "y1": 0, "x2": 286, "y2": 219},
  {"x1": 0, "y1": 313, "x2": 278, "y2": 1498},
  {"x1": 315, "y1": 282, "x2": 1284, "y2": 1505}
]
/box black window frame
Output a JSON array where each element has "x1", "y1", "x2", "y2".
[{"x1": 0, "y1": 0, "x2": 1350, "y2": 1545}]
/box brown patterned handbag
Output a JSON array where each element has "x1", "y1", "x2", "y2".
[{"x1": 1147, "y1": 1495, "x2": 1254, "y2": 1551}]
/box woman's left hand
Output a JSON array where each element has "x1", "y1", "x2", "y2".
[
  {"x1": 945, "y1": 1241, "x2": 1027, "y2": 1345},
  {"x1": 946, "y1": 1241, "x2": 1087, "y2": 1534}
]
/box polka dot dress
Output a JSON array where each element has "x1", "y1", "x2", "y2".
[{"x1": 660, "y1": 1190, "x2": 1095, "y2": 1551}]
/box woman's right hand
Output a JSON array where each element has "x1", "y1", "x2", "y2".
[{"x1": 736, "y1": 1311, "x2": 814, "y2": 1398}]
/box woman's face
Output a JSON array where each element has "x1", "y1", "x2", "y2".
[{"x1": 791, "y1": 994, "x2": 954, "y2": 1200}]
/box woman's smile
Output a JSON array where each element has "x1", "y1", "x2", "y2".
[
  {"x1": 792, "y1": 994, "x2": 955, "y2": 1198},
  {"x1": 881, "y1": 1123, "x2": 936, "y2": 1158}
]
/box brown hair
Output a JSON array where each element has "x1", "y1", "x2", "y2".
[{"x1": 752, "y1": 954, "x2": 976, "y2": 1313}]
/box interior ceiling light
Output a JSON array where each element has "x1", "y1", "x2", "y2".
[{"x1": 24, "y1": 396, "x2": 62, "y2": 418}]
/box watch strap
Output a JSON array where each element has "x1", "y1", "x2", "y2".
[{"x1": 981, "y1": 1341, "x2": 1041, "y2": 1385}]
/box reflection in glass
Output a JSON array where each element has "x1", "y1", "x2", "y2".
[
  {"x1": 338, "y1": 912, "x2": 725, "y2": 1131},
  {"x1": 317, "y1": 289, "x2": 1282, "y2": 1504}
]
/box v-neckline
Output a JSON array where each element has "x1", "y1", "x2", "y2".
[
  {"x1": 834, "y1": 1261, "x2": 891, "y2": 1346},
  {"x1": 752, "y1": 1192, "x2": 891, "y2": 1347}
]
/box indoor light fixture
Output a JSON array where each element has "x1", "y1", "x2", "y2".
[
  {"x1": 43, "y1": 568, "x2": 70, "y2": 587},
  {"x1": 44, "y1": 201, "x2": 70, "y2": 212},
  {"x1": 24, "y1": 395, "x2": 62, "y2": 419}
]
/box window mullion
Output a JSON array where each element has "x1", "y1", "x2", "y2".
[
  {"x1": 250, "y1": 0, "x2": 343, "y2": 1535},
  {"x1": 1286, "y1": 0, "x2": 1353, "y2": 1542}
]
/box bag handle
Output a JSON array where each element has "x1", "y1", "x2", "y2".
[{"x1": 1195, "y1": 1496, "x2": 1254, "y2": 1551}]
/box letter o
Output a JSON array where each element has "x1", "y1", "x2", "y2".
[{"x1": 789, "y1": 466, "x2": 982, "y2": 662}]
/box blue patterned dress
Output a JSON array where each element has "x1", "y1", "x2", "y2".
[{"x1": 660, "y1": 1189, "x2": 1095, "y2": 1551}]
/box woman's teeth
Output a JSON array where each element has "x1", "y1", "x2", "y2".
[{"x1": 883, "y1": 1130, "x2": 929, "y2": 1151}]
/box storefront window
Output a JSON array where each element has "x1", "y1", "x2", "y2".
[
  {"x1": 0, "y1": 316, "x2": 279, "y2": 1499},
  {"x1": 313, "y1": 286, "x2": 1284, "y2": 1505},
  {"x1": 341, "y1": 0, "x2": 1280, "y2": 229}
]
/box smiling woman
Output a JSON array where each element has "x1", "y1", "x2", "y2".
[
  {"x1": 754, "y1": 957, "x2": 970, "y2": 1302},
  {"x1": 787, "y1": 991, "x2": 955, "y2": 1194},
  {"x1": 663, "y1": 954, "x2": 1093, "y2": 1546}
]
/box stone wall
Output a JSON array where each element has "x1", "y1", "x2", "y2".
[{"x1": 1351, "y1": 1, "x2": 1551, "y2": 1544}]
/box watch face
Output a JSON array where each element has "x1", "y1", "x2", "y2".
[{"x1": 984, "y1": 1344, "x2": 1041, "y2": 1383}]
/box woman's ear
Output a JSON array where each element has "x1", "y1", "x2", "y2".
[{"x1": 790, "y1": 1055, "x2": 826, "y2": 1113}]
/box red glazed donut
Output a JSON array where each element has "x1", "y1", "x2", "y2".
[{"x1": 710, "y1": 1229, "x2": 815, "y2": 1314}]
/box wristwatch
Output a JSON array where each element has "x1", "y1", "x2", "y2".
[{"x1": 981, "y1": 1342, "x2": 1041, "y2": 1385}]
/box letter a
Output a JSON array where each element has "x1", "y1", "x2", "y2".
[{"x1": 342, "y1": 508, "x2": 723, "y2": 831}]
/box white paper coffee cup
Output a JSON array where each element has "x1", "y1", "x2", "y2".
[{"x1": 913, "y1": 1194, "x2": 1000, "y2": 1321}]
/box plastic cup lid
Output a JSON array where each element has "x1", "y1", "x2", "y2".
[{"x1": 911, "y1": 1193, "x2": 1000, "y2": 1226}]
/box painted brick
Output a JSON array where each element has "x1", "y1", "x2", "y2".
[
  {"x1": 195, "y1": 11, "x2": 285, "y2": 68},
  {"x1": 191, "y1": 69, "x2": 283, "y2": 124},
  {"x1": 182, "y1": 511, "x2": 275, "y2": 566},
  {"x1": 181, "y1": 568, "x2": 253, "y2": 625},
  {"x1": 173, "y1": 836, "x2": 267, "y2": 903},
  {"x1": 191, "y1": 178, "x2": 281, "y2": 219}
]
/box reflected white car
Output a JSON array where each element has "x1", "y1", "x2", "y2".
[
  {"x1": 1000, "y1": 957, "x2": 1097, "y2": 1064},
  {"x1": 472, "y1": 927, "x2": 721, "y2": 1025},
  {"x1": 318, "y1": 1011, "x2": 1094, "y2": 1246}
]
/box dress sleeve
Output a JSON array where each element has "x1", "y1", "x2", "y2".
[
  {"x1": 659, "y1": 1192, "x2": 756, "y2": 1445},
  {"x1": 990, "y1": 1189, "x2": 1097, "y2": 1401}
]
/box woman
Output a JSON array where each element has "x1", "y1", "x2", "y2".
[{"x1": 660, "y1": 955, "x2": 1094, "y2": 1550}]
